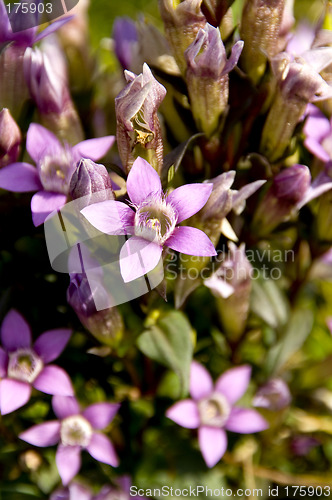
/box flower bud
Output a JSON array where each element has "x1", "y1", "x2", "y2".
[
  {"x1": 201, "y1": 0, "x2": 235, "y2": 27},
  {"x1": 0, "y1": 108, "x2": 21, "y2": 168},
  {"x1": 115, "y1": 63, "x2": 166, "y2": 174},
  {"x1": 67, "y1": 273, "x2": 124, "y2": 347},
  {"x1": 184, "y1": 24, "x2": 243, "y2": 137},
  {"x1": 23, "y1": 45, "x2": 83, "y2": 144},
  {"x1": 205, "y1": 242, "x2": 252, "y2": 340},
  {"x1": 0, "y1": 44, "x2": 29, "y2": 120},
  {"x1": 290, "y1": 436, "x2": 320, "y2": 456},
  {"x1": 240, "y1": 0, "x2": 286, "y2": 84},
  {"x1": 159, "y1": 0, "x2": 206, "y2": 74},
  {"x1": 69, "y1": 158, "x2": 115, "y2": 207},
  {"x1": 252, "y1": 164, "x2": 311, "y2": 236},
  {"x1": 253, "y1": 378, "x2": 291, "y2": 411},
  {"x1": 260, "y1": 52, "x2": 332, "y2": 162},
  {"x1": 113, "y1": 17, "x2": 138, "y2": 71}
]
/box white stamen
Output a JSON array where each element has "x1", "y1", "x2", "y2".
[
  {"x1": 60, "y1": 415, "x2": 93, "y2": 447},
  {"x1": 198, "y1": 393, "x2": 231, "y2": 427},
  {"x1": 7, "y1": 348, "x2": 44, "y2": 384}
]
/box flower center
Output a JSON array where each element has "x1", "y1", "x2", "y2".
[
  {"x1": 198, "y1": 393, "x2": 231, "y2": 427},
  {"x1": 7, "y1": 348, "x2": 43, "y2": 383},
  {"x1": 60, "y1": 415, "x2": 93, "y2": 447},
  {"x1": 134, "y1": 197, "x2": 177, "y2": 244},
  {"x1": 39, "y1": 148, "x2": 73, "y2": 194}
]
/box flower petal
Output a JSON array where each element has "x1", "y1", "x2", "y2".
[
  {"x1": 198, "y1": 426, "x2": 227, "y2": 468},
  {"x1": 56, "y1": 444, "x2": 81, "y2": 486},
  {"x1": 26, "y1": 123, "x2": 61, "y2": 164},
  {"x1": 31, "y1": 191, "x2": 68, "y2": 227},
  {"x1": 167, "y1": 183, "x2": 213, "y2": 223},
  {"x1": 225, "y1": 408, "x2": 269, "y2": 433},
  {"x1": 72, "y1": 136, "x2": 116, "y2": 162},
  {"x1": 0, "y1": 379, "x2": 31, "y2": 415},
  {"x1": 0, "y1": 348, "x2": 7, "y2": 377},
  {"x1": 82, "y1": 403, "x2": 120, "y2": 430},
  {"x1": 303, "y1": 137, "x2": 330, "y2": 162},
  {"x1": 52, "y1": 395, "x2": 80, "y2": 419},
  {"x1": 119, "y1": 236, "x2": 162, "y2": 283},
  {"x1": 126, "y1": 157, "x2": 162, "y2": 204},
  {"x1": 190, "y1": 361, "x2": 213, "y2": 400},
  {"x1": 33, "y1": 366, "x2": 74, "y2": 396},
  {"x1": 166, "y1": 226, "x2": 217, "y2": 257},
  {"x1": 81, "y1": 200, "x2": 134, "y2": 235},
  {"x1": 166, "y1": 400, "x2": 200, "y2": 428},
  {"x1": 19, "y1": 421, "x2": 61, "y2": 446},
  {"x1": 1, "y1": 309, "x2": 31, "y2": 351},
  {"x1": 33, "y1": 329, "x2": 72, "y2": 364},
  {"x1": 86, "y1": 432, "x2": 119, "y2": 467},
  {"x1": 215, "y1": 365, "x2": 251, "y2": 404},
  {"x1": 34, "y1": 16, "x2": 74, "y2": 43},
  {"x1": 0, "y1": 163, "x2": 42, "y2": 192}
]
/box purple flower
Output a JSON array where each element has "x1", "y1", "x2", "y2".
[
  {"x1": 81, "y1": 157, "x2": 216, "y2": 282},
  {"x1": 253, "y1": 378, "x2": 291, "y2": 411},
  {"x1": 0, "y1": 123, "x2": 115, "y2": 226},
  {"x1": 69, "y1": 158, "x2": 115, "y2": 207},
  {"x1": 0, "y1": 310, "x2": 72, "y2": 415},
  {"x1": 304, "y1": 104, "x2": 332, "y2": 163},
  {"x1": 20, "y1": 395, "x2": 120, "y2": 485},
  {"x1": 290, "y1": 436, "x2": 320, "y2": 456},
  {"x1": 113, "y1": 17, "x2": 138, "y2": 71},
  {"x1": 166, "y1": 362, "x2": 268, "y2": 468},
  {"x1": 50, "y1": 482, "x2": 93, "y2": 500}
]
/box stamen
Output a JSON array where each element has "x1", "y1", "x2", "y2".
[
  {"x1": 134, "y1": 194, "x2": 177, "y2": 244},
  {"x1": 60, "y1": 415, "x2": 93, "y2": 447},
  {"x1": 198, "y1": 393, "x2": 231, "y2": 427},
  {"x1": 7, "y1": 348, "x2": 44, "y2": 384}
]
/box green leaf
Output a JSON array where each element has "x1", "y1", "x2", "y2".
[
  {"x1": 137, "y1": 311, "x2": 195, "y2": 397},
  {"x1": 250, "y1": 278, "x2": 289, "y2": 328},
  {"x1": 266, "y1": 308, "x2": 314, "y2": 374}
]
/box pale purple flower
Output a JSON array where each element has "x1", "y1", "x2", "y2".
[
  {"x1": 0, "y1": 123, "x2": 115, "y2": 226},
  {"x1": 253, "y1": 378, "x2": 291, "y2": 411},
  {"x1": 0, "y1": 310, "x2": 72, "y2": 415},
  {"x1": 81, "y1": 157, "x2": 216, "y2": 282},
  {"x1": 166, "y1": 362, "x2": 268, "y2": 468},
  {"x1": 304, "y1": 104, "x2": 332, "y2": 163},
  {"x1": 113, "y1": 17, "x2": 138, "y2": 70},
  {"x1": 20, "y1": 395, "x2": 120, "y2": 486}
]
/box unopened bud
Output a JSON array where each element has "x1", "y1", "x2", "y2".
[
  {"x1": 240, "y1": 0, "x2": 286, "y2": 84},
  {"x1": 185, "y1": 24, "x2": 243, "y2": 137},
  {"x1": 67, "y1": 273, "x2": 124, "y2": 347},
  {"x1": 253, "y1": 378, "x2": 291, "y2": 411},
  {"x1": 252, "y1": 164, "x2": 311, "y2": 236},
  {"x1": 201, "y1": 0, "x2": 235, "y2": 27},
  {"x1": 69, "y1": 158, "x2": 115, "y2": 207},
  {"x1": 115, "y1": 63, "x2": 166, "y2": 174},
  {"x1": 0, "y1": 108, "x2": 21, "y2": 168},
  {"x1": 159, "y1": 0, "x2": 206, "y2": 74},
  {"x1": 113, "y1": 17, "x2": 138, "y2": 70},
  {"x1": 205, "y1": 242, "x2": 252, "y2": 340}
]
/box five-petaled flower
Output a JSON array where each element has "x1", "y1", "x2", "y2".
[
  {"x1": 0, "y1": 123, "x2": 115, "y2": 226},
  {"x1": 0, "y1": 310, "x2": 72, "y2": 415},
  {"x1": 81, "y1": 157, "x2": 216, "y2": 283},
  {"x1": 20, "y1": 395, "x2": 120, "y2": 485},
  {"x1": 166, "y1": 361, "x2": 268, "y2": 467}
]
